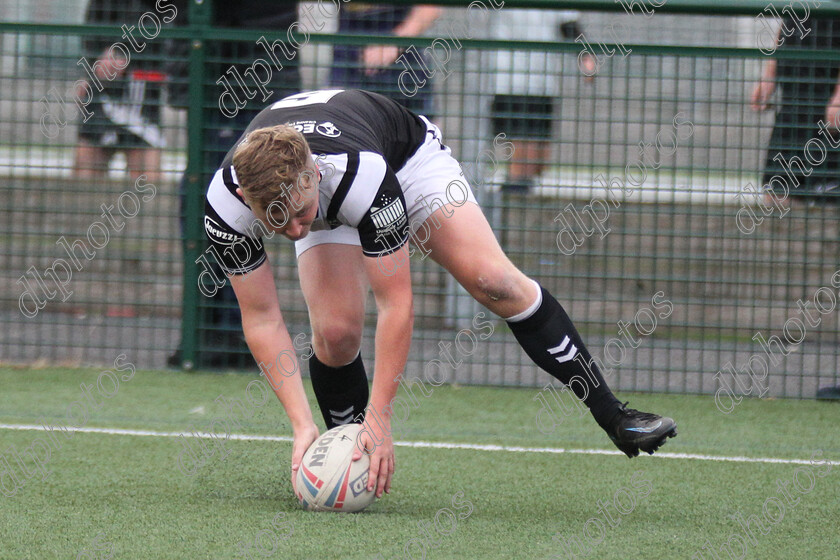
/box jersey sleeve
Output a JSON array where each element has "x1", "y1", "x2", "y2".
[
  {"x1": 204, "y1": 167, "x2": 267, "y2": 276},
  {"x1": 321, "y1": 151, "x2": 410, "y2": 257}
]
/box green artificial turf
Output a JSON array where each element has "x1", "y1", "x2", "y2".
[{"x1": 0, "y1": 366, "x2": 838, "y2": 559}]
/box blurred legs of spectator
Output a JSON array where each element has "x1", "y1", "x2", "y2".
[
  {"x1": 74, "y1": 72, "x2": 166, "y2": 184},
  {"x1": 73, "y1": 140, "x2": 110, "y2": 178},
  {"x1": 491, "y1": 95, "x2": 553, "y2": 192},
  {"x1": 74, "y1": 142, "x2": 163, "y2": 184},
  {"x1": 74, "y1": 73, "x2": 165, "y2": 320},
  {"x1": 503, "y1": 139, "x2": 551, "y2": 193}
]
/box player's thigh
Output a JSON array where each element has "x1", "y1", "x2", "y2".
[
  {"x1": 423, "y1": 201, "x2": 515, "y2": 281},
  {"x1": 297, "y1": 239, "x2": 368, "y2": 341},
  {"x1": 396, "y1": 120, "x2": 535, "y2": 312},
  {"x1": 423, "y1": 202, "x2": 535, "y2": 313}
]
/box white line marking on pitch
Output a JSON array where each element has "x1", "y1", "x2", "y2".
[{"x1": 0, "y1": 423, "x2": 818, "y2": 466}]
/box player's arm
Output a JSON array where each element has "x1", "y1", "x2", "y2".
[
  {"x1": 357, "y1": 244, "x2": 414, "y2": 497},
  {"x1": 346, "y1": 161, "x2": 414, "y2": 497},
  {"x1": 205, "y1": 168, "x2": 319, "y2": 479},
  {"x1": 228, "y1": 262, "x2": 320, "y2": 476},
  {"x1": 230, "y1": 262, "x2": 315, "y2": 429}
]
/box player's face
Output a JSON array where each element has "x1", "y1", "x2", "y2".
[
  {"x1": 269, "y1": 161, "x2": 321, "y2": 241},
  {"x1": 278, "y1": 190, "x2": 318, "y2": 241}
]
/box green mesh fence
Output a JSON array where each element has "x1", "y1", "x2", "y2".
[{"x1": 2, "y1": 0, "x2": 839, "y2": 399}]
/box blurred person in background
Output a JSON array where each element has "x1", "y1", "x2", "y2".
[
  {"x1": 490, "y1": 9, "x2": 596, "y2": 192},
  {"x1": 75, "y1": 0, "x2": 165, "y2": 184},
  {"x1": 329, "y1": 4, "x2": 441, "y2": 117},
  {"x1": 751, "y1": 14, "x2": 840, "y2": 400},
  {"x1": 751, "y1": 14, "x2": 840, "y2": 206}
]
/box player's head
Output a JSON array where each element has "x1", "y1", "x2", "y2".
[{"x1": 233, "y1": 125, "x2": 320, "y2": 241}]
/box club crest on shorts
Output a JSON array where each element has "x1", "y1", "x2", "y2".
[{"x1": 370, "y1": 197, "x2": 406, "y2": 230}]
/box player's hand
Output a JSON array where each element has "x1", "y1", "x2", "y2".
[
  {"x1": 352, "y1": 417, "x2": 394, "y2": 498},
  {"x1": 290, "y1": 422, "x2": 319, "y2": 493},
  {"x1": 751, "y1": 80, "x2": 776, "y2": 111},
  {"x1": 362, "y1": 45, "x2": 401, "y2": 75}
]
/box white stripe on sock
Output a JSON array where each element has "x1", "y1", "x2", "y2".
[{"x1": 505, "y1": 279, "x2": 543, "y2": 322}]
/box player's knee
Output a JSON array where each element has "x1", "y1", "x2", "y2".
[
  {"x1": 313, "y1": 323, "x2": 362, "y2": 366},
  {"x1": 472, "y1": 270, "x2": 518, "y2": 306}
]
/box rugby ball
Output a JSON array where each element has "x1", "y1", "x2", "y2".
[{"x1": 295, "y1": 424, "x2": 375, "y2": 512}]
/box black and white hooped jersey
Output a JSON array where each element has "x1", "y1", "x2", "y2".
[{"x1": 204, "y1": 89, "x2": 429, "y2": 275}]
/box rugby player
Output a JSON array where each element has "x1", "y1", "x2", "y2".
[{"x1": 203, "y1": 89, "x2": 677, "y2": 498}]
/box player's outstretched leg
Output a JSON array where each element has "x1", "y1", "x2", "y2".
[
  {"x1": 423, "y1": 202, "x2": 677, "y2": 457},
  {"x1": 505, "y1": 282, "x2": 677, "y2": 457},
  {"x1": 298, "y1": 242, "x2": 370, "y2": 429}
]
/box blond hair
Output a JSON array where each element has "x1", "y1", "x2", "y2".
[{"x1": 232, "y1": 125, "x2": 315, "y2": 219}]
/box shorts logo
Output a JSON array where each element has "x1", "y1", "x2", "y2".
[
  {"x1": 316, "y1": 121, "x2": 341, "y2": 137},
  {"x1": 370, "y1": 198, "x2": 406, "y2": 230},
  {"x1": 204, "y1": 216, "x2": 239, "y2": 245}
]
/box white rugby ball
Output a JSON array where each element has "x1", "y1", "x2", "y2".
[{"x1": 295, "y1": 424, "x2": 376, "y2": 512}]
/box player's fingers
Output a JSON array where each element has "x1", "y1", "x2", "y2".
[
  {"x1": 384, "y1": 457, "x2": 394, "y2": 494},
  {"x1": 367, "y1": 457, "x2": 380, "y2": 493},
  {"x1": 290, "y1": 448, "x2": 305, "y2": 493},
  {"x1": 375, "y1": 456, "x2": 389, "y2": 498},
  {"x1": 376, "y1": 459, "x2": 388, "y2": 498},
  {"x1": 353, "y1": 433, "x2": 372, "y2": 461}
]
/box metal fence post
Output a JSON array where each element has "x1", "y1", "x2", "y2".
[{"x1": 180, "y1": 0, "x2": 210, "y2": 369}]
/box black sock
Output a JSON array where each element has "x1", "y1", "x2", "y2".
[
  {"x1": 507, "y1": 285, "x2": 621, "y2": 427},
  {"x1": 308, "y1": 352, "x2": 369, "y2": 430}
]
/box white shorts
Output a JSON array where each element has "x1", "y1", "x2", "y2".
[{"x1": 294, "y1": 116, "x2": 478, "y2": 257}]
